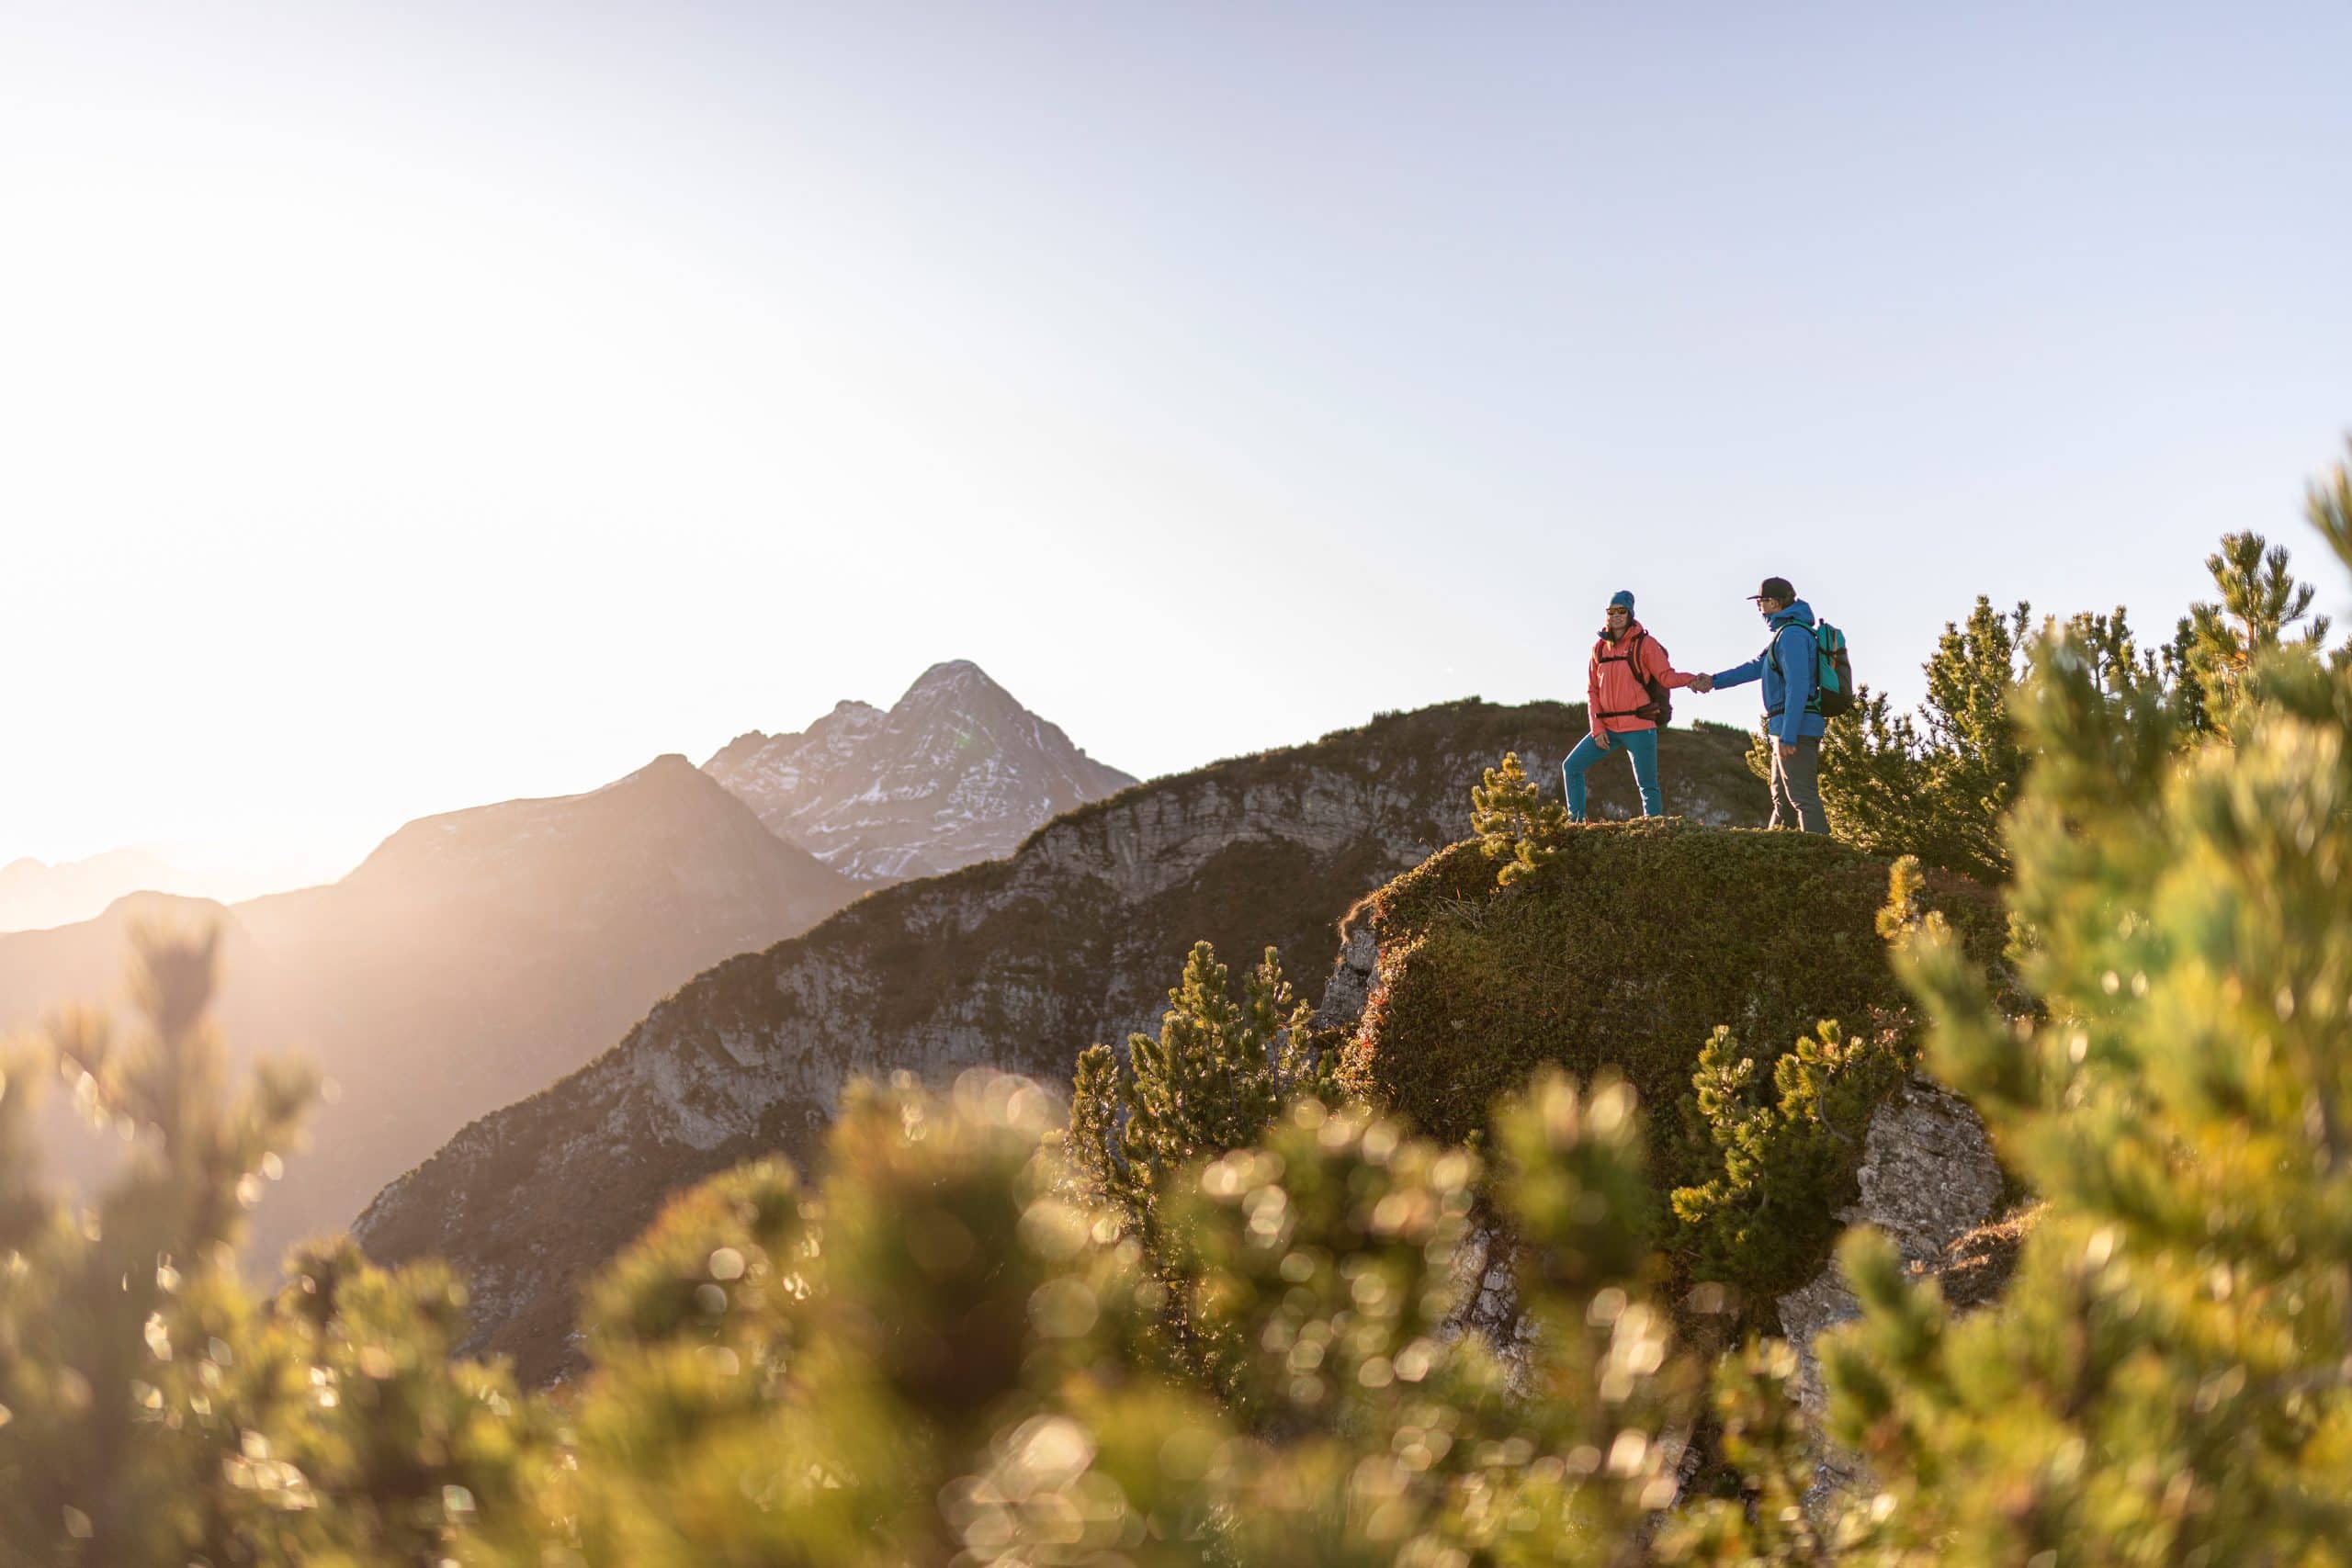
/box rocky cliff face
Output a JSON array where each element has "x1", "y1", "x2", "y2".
[
  {"x1": 704, "y1": 660, "x2": 1137, "y2": 883},
  {"x1": 358, "y1": 703, "x2": 1763, "y2": 1381}
]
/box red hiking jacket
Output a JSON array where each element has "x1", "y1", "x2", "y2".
[{"x1": 1587, "y1": 621, "x2": 1698, "y2": 740}]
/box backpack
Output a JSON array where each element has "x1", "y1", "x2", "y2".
[
  {"x1": 1596, "y1": 628, "x2": 1674, "y2": 728},
  {"x1": 1766, "y1": 620, "x2": 1856, "y2": 719}
]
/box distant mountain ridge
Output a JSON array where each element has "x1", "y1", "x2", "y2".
[
  {"x1": 0, "y1": 849, "x2": 208, "y2": 933},
  {"x1": 0, "y1": 756, "x2": 855, "y2": 1269},
  {"x1": 3, "y1": 660, "x2": 1130, "y2": 1263},
  {"x1": 357, "y1": 701, "x2": 1767, "y2": 1381},
  {"x1": 703, "y1": 660, "x2": 1136, "y2": 883}
]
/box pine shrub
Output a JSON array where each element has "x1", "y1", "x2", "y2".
[
  {"x1": 1806, "y1": 462, "x2": 2352, "y2": 1562},
  {"x1": 1064, "y1": 939, "x2": 1333, "y2": 1245},
  {"x1": 1667, "y1": 1015, "x2": 1916, "y2": 1306},
  {"x1": 0, "y1": 929, "x2": 539, "y2": 1568},
  {"x1": 1470, "y1": 750, "x2": 1569, "y2": 885}
]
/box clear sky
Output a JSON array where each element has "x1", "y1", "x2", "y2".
[{"x1": 5, "y1": 1, "x2": 2348, "y2": 880}]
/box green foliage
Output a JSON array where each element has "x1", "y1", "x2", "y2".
[
  {"x1": 431, "y1": 1060, "x2": 1722, "y2": 1565},
  {"x1": 2312, "y1": 436, "x2": 2352, "y2": 594},
  {"x1": 0, "y1": 928, "x2": 539, "y2": 1568},
  {"x1": 578, "y1": 1157, "x2": 808, "y2": 1366},
  {"x1": 1164, "y1": 1077, "x2": 1703, "y2": 1561},
  {"x1": 1806, "y1": 490, "x2": 2352, "y2": 1562},
  {"x1": 1471, "y1": 750, "x2": 1569, "y2": 885},
  {"x1": 1064, "y1": 939, "x2": 1333, "y2": 1245},
  {"x1": 1771, "y1": 596, "x2": 2036, "y2": 882},
  {"x1": 1789, "y1": 597, "x2": 2191, "y2": 884},
  {"x1": 1773, "y1": 687, "x2": 1920, "y2": 860},
  {"x1": 1822, "y1": 464, "x2": 2352, "y2": 887},
  {"x1": 475, "y1": 1075, "x2": 1097, "y2": 1566},
  {"x1": 1663, "y1": 859, "x2": 1951, "y2": 1314},
  {"x1": 2186, "y1": 530, "x2": 2332, "y2": 707},
  {"x1": 2173, "y1": 446, "x2": 2352, "y2": 733},
  {"x1": 253, "y1": 1243, "x2": 542, "y2": 1563},
  {"x1": 0, "y1": 923, "x2": 1732, "y2": 1563},
  {"x1": 1340, "y1": 818, "x2": 2003, "y2": 1158},
  {"x1": 1656, "y1": 1338, "x2": 1864, "y2": 1563},
  {"x1": 1668, "y1": 1016, "x2": 1915, "y2": 1308}
]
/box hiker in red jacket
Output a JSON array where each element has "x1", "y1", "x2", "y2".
[{"x1": 1563, "y1": 590, "x2": 1708, "y2": 821}]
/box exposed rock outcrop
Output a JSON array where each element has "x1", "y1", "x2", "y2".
[
  {"x1": 1311, "y1": 919, "x2": 1380, "y2": 1032},
  {"x1": 1770, "y1": 1077, "x2": 2007, "y2": 1507},
  {"x1": 1773, "y1": 1078, "x2": 2005, "y2": 1424}
]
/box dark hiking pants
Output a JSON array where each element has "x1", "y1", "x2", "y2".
[{"x1": 1769, "y1": 735, "x2": 1826, "y2": 833}]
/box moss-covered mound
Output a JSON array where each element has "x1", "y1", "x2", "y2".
[{"x1": 1338, "y1": 818, "x2": 2006, "y2": 1152}]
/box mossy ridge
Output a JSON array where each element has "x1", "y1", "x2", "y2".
[{"x1": 1338, "y1": 818, "x2": 2006, "y2": 1212}]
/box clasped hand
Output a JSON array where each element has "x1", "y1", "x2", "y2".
[{"x1": 1688, "y1": 672, "x2": 1714, "y2": 694}]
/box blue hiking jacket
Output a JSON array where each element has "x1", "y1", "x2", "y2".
[{"x1": 1710, "y1": 600, "x2": 1828, "y2": 745}]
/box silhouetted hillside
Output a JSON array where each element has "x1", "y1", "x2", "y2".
[
  {"x1": 0, "y1": 757, "x2": 854, "y2": 1268},
  {"x1": 0, "y1": 850, "x2": 209, "y2": 932}
]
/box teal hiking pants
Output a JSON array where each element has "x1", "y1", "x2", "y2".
[{"x1": 1563, "y1": 728, "x2": 1661, "y2": 821}]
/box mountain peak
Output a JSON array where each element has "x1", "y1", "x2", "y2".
[
  {"x1": 704, "y1": 660, "x2": 1136, "y2": 885},
  {"x1": 901, "y1": 659, "x2": 998, "y2": 703},
  {"x1": 605, "y1": 752, "x2": 700, "y2": 789}
]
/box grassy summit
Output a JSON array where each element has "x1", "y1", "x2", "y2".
[{"x1": 1338, "y1": 818, "x2": 2007, "y2": 1159}]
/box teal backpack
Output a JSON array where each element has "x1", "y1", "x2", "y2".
[{"x1": 1767, "y1": 621, "x2": 1856, "y2": 718}]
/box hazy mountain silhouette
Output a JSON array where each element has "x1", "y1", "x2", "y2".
[
  {"x1": 704, "y1": 660, "x2": 1136, "y2": 882},
  {"x1": 0, "y1": 849, "x2": 209, "y2": 933},
  {"x1": 0, "y1": 756, "x2": 854, "y2": 1269}
]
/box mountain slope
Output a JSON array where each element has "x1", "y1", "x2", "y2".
[
  {"x1": 704, "y1": 660, "x2": 1136, "y2": 882},
  {"x1": 0, "y1": 757, "x2": 856, "y2": 1269},
  {"x1": 357, "y1": 702, "x2": 1763, "y2": 1381}
]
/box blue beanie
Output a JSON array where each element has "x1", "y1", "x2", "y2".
[{"x1": 1607, "y1": 590, "x2": 1635, "y2": 613}]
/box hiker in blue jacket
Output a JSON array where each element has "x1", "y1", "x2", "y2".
[{"x1": 1702, "y1": 575, "x2": 1829, "y2": 833}]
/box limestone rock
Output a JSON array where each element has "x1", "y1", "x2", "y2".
[
  {"x1": 1775, "y1": 1077, "x2": 2003, "y2": 1499},
  {"x1": 1849, "y1": 1078, "x2": 2007, "y2": 1268},
  {"x1": 1313, "y1": 919, "x2": 1380, "y2": 1032},
  {"x1": 1777, "y1": 1079, "x2": 2000, "y2": 1415}
]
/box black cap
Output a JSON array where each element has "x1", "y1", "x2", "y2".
[{"x1": 1747, "y1": 576, "x2": 1795, "y2": 603}]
